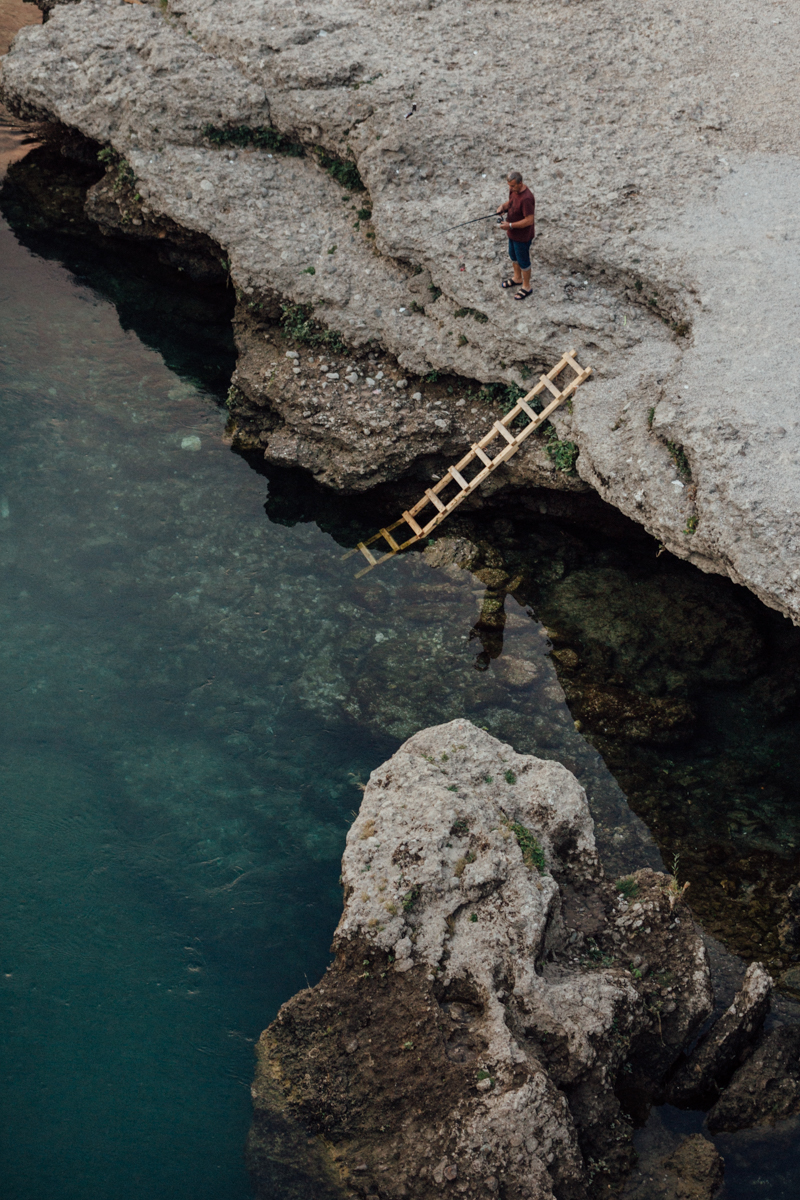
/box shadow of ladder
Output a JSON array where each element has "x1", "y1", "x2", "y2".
[{"x1": 342, "y1": 348, "x2": 592, "y2": 578}]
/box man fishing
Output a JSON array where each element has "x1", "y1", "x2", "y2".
[{"x1": 496, "y1": 172, "x2": 535, "y2": 300}]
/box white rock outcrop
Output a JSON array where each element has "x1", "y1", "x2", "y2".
[
  {"x1": 3, "y1": 0, "x2": 799, "y2": 621},
  {"x1": 249, "y1": 720, "x2": 714, "y2": 1199}
]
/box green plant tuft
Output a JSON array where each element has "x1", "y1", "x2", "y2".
[
  {"x1": 313, "y1": 146, "x2": 365, "y2": 191},
  {"x1": 615, "y1": 877, "x2": 639, "y2": 899},
  {"x1": 504, "y1": 769, "x2": 516, "y2": 785},
  {"x1": 453, "y1": 305, "x2": 489, "y2": 324},
  {"x1": 201, "y1": 123, "x2": 305, "y2": 156},
  {"x1": 545, "y1": 427, "x2": 579, "y2": 473},
  {"x1": 666, "y1": 440, "x2": 691, "y2": 481},
  {"x1": 280, "y1": 302, "x2": 347, "y2": 353},
  {"x1": 507, "y1": 821, "x2": 546, "y2": 873},
  {"x1": 402, "y1": 885, "x2": 421, "y2": 913},
  {"x1": 684, "y1": 514, "x2": 698, "y2": 535},
  {"x1": 97, "y1": 146, "x2": 135, "y2": 192}
]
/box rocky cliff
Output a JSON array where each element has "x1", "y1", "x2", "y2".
[
  {"x1": 2, "y1": 0, "x2": 800, "y2": 623},
  {"x1": 247, "y1": 719, "x2": 727, "y2": 1199}
]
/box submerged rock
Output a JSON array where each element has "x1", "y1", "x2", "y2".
[
  {"x1": 706, "y1": 1024, "x2": 800, "y2": 1133},
  {"x1": 248, "y1": 719, "x2": 714, "y2": 1199},
  {"x1": 622, "y1": 1133, "x2": 724, "y2": 1200}
]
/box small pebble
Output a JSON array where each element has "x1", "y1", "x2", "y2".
[
  {"x1": 285, "y1": 350, "x2": 299, "y2": 359},
  {"x1": 180, "y1": 435, "x2": 201, "y2": 451},
  {"x1": 412, "y1": 391, "x2": 422, "y2": 401}
]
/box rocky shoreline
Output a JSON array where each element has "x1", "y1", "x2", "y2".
[
  {"x1": 2, "y1": 0, "x2": 800, "y2": 623},
  {"x1": 248, "y1": 720, "x2": 792, "y2": 1199},
  {"x1": 3, "y1": 4, "x2": 800, "y2": 1192}
]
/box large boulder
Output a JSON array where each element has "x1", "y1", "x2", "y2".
[{"x1": 248, "y1": 719, "x2": 713, "y2": 1199}]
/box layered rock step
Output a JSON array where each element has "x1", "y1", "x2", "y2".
[{"x1": 3, "y1": 0, "x2": 800, "y2": 623}]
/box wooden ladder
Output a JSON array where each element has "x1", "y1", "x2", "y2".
[{"x1": 343, "y1": 349, "x2": 591, "y2": 578}]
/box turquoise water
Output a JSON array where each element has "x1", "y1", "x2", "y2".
[{"x1": 0, "y1": 213, "x2": 384, "y2": 1198}]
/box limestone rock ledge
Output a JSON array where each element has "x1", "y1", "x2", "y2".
[
  {"x1": 3, "y1": 0, "x2": 800, "y2": 622},
  {"x1": 247, "y1": 719, "x2": 714, "y2": 1200}
]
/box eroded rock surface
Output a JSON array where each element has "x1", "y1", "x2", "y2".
[
  {"x1": 3, "y1": 0, "x2": 800, "y2": 620},
  {"x1": 248, "y1": 719, "x2": 713, "y2": 1199},
  {"x1": 706, "y1": 1025, "x2": 800, "y2": 1134},
  {"x1": 667, "y1": 961, "x2": 772, "y2": 1110}
]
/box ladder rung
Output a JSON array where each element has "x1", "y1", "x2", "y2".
[
  {"x1": 357, "y1": 543, "x2": 378, "y2": 566},
  {"x1": 540, "y1": 374, "x2": 562, "y2": 398},
  {"x1": 380, "y1": 527, "x2": 400, "y2": 552},
  {"x1": 402, "y1": 510, "x2": 424, "y2": 536},
  {"x1": 472, "y1": 443, "x2": 493, "y2": 467},
  {"x1": 448, "y1": 466, "x2": 469, "y2": 490},
  {"x1": 564, "y1": 352, "x2": 583, "y2": 376},
  {"x1": 354, "y1": 549, "x2": 397, "y2": 579},
  {"x1": 517, "y1": 398, "x2": 539, "y2": 423},
  {"x1": 425, "y1": 488, "x2": 446, "y2": 512},
  {"x1": 493, "y1": 421, "x2": 516, "y2": 444}
]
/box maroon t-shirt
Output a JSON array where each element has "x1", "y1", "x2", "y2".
[{"x1": 507, "y1": 186, "x2": 535, "y2": 242}]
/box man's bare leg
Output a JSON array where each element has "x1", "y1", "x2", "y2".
[{"x1": 514, "y1": 267, "x2": 531, "y2": 295}]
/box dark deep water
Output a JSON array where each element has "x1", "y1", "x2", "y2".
[{"x1": 3, "y1": 135, "x2": 800, "y2": 1200}]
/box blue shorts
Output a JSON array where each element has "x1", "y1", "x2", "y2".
[{"x1": 508, "y1": 238, "x2": 532, "y2": 271}]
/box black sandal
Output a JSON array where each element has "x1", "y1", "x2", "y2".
[
  {"x1": 513, "y1": 288, "x2": 533, "y2": 300},
  {"x1": 501, "y1": 278, "x2": 522, "y2": 289}
]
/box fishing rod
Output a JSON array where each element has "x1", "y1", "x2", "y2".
[{"x1": 438, "y1": 212, "x2": 503, "y2": 235}]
